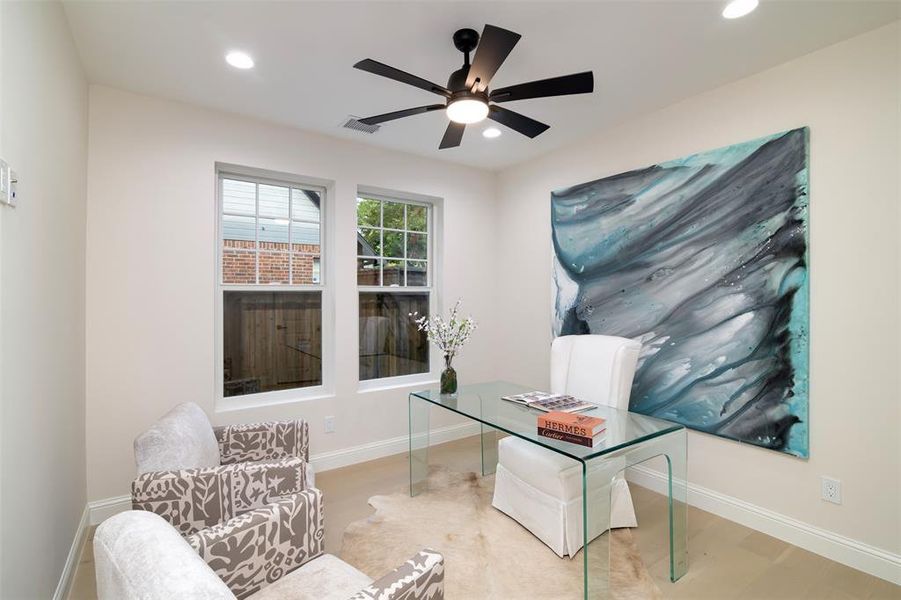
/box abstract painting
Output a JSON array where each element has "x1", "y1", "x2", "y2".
[{"x1": 551, "y1": 128, "x2": 809, "y2": 457}]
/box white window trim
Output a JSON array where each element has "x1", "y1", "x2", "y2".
[
  {"x1": 214, "y1": 164, "x2": 336, "y2": 412},
  {"x1": 356, "y1": 186, "x2": 443, "y2": 392}
]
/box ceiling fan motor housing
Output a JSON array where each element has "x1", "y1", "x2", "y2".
[{"x1": 453, "y1": 28, "x2": 480, "y2": 55}]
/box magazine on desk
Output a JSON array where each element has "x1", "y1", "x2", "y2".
[{"x1": 501, "y1": 391, "x2": 598, "y2": 413}]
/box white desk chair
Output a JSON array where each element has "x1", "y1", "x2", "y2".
[{"x1": 491, "y1": 334, "x2": 641, "y2": 557}]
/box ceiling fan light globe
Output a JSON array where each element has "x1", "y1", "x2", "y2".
[{"x1": 446, "y1": 99, "x2": 489, "y2": 124}]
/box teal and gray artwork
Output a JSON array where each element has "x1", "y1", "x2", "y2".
[{"x1": 551, "y1": 128, "x2": 809, "y2": 458}]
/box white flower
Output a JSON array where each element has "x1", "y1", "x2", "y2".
[{"x1": 411, "y1": 299, "x2": 477, "y2": 363}]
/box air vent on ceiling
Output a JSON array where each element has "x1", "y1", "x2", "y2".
[{"x1": 342, "y1": 116, "x2": 380, "y2": 134}]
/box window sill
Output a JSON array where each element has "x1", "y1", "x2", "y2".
[
  {"x1": 216, "y1": 387, "x2": 335, "y2": 414},
  {"x1": 357, "y1": 374, "x2": 438, "y2": 394}
]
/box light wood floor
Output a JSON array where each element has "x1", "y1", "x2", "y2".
[{"x1": 69, "y1": 436, "x2": 899, "y2": 599}]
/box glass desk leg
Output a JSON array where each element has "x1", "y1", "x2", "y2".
[
  {"x1": 582, "y1": 463, "x2": 613, "y2": 600},
  {"x1": 408, "y1": 393, "x2": 430, "y2": 497},
  {"x1": 480, "y1": 424, "x2": 498, "y2": 476},
  {"x1": 583, "y1": 428, "x2": 688, "y2": 599},
  {"x1": 663, "y1": 428, "x2": 689, "y2": 581}
]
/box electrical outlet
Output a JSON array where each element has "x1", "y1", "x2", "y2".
[
  {"x1": 821, "y1": 476, "x2": 842, "y2": 505},
  {"x1": 324, "y1": 416, "x2": 335, "y2": 434}
]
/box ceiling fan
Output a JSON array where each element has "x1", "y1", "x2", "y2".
[{"x1": 353, "y1": 24, "x2": 594, "y2": 149}]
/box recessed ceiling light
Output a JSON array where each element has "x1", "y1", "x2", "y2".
[
  {"x1": 482, "y1": 127, "x2": 502, "y2": 139},
  {"x1": 225, "y1": 51, "x2": 254, "y2": 69},
  {"x1": 722, "y1": 0, "x2": 758, "y2": 19}
]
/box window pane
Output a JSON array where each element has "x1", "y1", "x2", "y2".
[
  {"x1": 357, "y1": 197, "x2": 381, "y2": 227},
  {"x1": 222, "y1": 179, "x2": 256, "y2": 215},
  {"x1": 223, "y1": 214, "x2": 256, "y2": 244},
  {"x1": 292, "y1": 253, "x2": 320, "y2": 285},
  {"x1": 223, "y1": 291, "x2": 322, "y2": 396},
  {"x1": 407, "y1": 205, "x2": 427, "y2": 232},
  {"x1": 407, "y1": 261, "x2": 428, "y2": 286},
  {"x1": 258, "y1": 217, "x2": 289, "y2": 244},
  {"x1": 383, "y1": 259, "x2": 404, "y2": 286},
  {"x1": 359, "y1": 292, "x2": 429, "y2": 380},
  {"x1": 291, "y1": 221, "x2": 321, "y2": 248},
  {"x1": 407, "y1": 233, "x2": 427, "y2": 260},
  {"x1": 357, "y1": 258, "x2": 380, "y2": 285},
  {"x1": 259, "y1": 251, "x2": 289, "y2": 284},
  {"x1": 383, "y1": 201, "x2": 404, "y2": 229},
  {"x1": 258, "y1": 184, "x2": 289, "y2": 219},
  {"x1": 357, "y1": 227, "x2": 381, "y2": 257},
  {"x1": 292, "y1": 189, "x2": 321, "y2": 223},
  {"x1": 383, "y1": 231, "x2": 404, "y2": 258},
  {"x1": 223, "y1": 250, "x2": 256, "y2": 284}
]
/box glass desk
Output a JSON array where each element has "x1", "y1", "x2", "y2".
[{"x1": 409, "y1": 381, "x2": 688, "y2": 600}]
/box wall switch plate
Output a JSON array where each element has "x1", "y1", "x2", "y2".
[
  {"x1": 0, "y1": 159, "x2": 16, "y2": 207},
  {"x1": 324, "y1": 416, "x2": 335, "y2": 433},
  {"x1": 0, "y1": 159, "x2": 8, "y2": 204},
  {"x1": 7, "y1": 170, "x2": 17, "y2": 207},
  {"x1": 821, "y1": 476, "x2": 842, "y2": 504}
]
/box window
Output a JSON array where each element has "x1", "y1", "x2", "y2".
[
  {"x1": 357, "y1": 194, "x2": 433, "y2": 382},
  {"x1": 219, "y1": 173, "x2": 326, "y2": 399}
]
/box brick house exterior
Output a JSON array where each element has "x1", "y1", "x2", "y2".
[{"x1": 222, "y1": 239, "x2": 320, "y2": 284}]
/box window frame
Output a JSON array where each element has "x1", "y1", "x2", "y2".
[
  {"x1": 215, "y1": 164, "x2": 335, "y2": 412},
  {"x1": 356, "y1": 188, "x2": 442, "y2": 392}
]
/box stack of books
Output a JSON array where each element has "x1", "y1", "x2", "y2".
[{"x1": 537, "y1": 411, "x2": 607, "y2": 447}]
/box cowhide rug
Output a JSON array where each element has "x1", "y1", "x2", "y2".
[{"x1": 339, "y1": 467, "x2": 662, "y2": 599}]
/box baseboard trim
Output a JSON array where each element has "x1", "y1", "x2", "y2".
[
  {"x1": 53, "y1": 505, "x2": 90, "y2": 600},
  {"x1": 88, "y1": 494, "x2": 132, "y2": 525},
  {"x1": 310, "y1": 421, "x2": 481, "y2": 473},
  {"x1": 626, "y1": 464, "x2": 901, "y2": 585}
]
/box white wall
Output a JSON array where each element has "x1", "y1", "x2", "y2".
[
  {"x1": 495, "y1": 21, "x2": 900, "y2": 558},
  {"x1": 85, "y1": 86, "x2": 497, "y2": 501},
  {"x1": 0, "y1": 2, "x2": 88, "y2": 597}
]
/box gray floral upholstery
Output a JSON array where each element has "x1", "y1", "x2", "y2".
[
  {"x1": 187, "y1": 489, "x2": 324, "y2": 599},
  {"x1": 97, "y1": 498, "x2": 444, "y2": 600},
  {"x1": 132, "y1": 404, "x2": 313, "y2": 536},
  {"x1": 215, "y1": 420, "x2": 310, "y2": 464},
  {"x1": 132, "y1": 456, "x2": 308, "y2": 536},
  {"x1": 349, "y1": 549, "x2": 445, "y2": 600}
]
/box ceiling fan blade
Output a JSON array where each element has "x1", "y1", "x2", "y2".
[
  {"x1": 490, "y1": 71, "x2": 594, "y2": 103},
  {"x1": 465, "y1": 25, "x2": 521, "y2": 92},
  {"x1": 488, "y1": 105, "x2": 549, "y2": 138},
  {"x1": 359, "y1": 104, "x2": 445, "y2": 125},
  {"x1": 354, "y1": 59, "x2": 451, "y2": 98},
  {"x1": 439, "y1": 122, "x2": 465, "y2": 149}
]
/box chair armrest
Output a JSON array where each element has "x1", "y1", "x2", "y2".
[
  {"x1": 348, "y1": 549, "x2": 444, "y2": 600},
  {"x1": 214, "y1": 419, "x2": 310, "y2": 464},
  {"x1": 187, "y1": 489, "x2": 324, "y2": 600},
  {"x1": 132, "y1": 457, "x2": 308, "y2": 536}
]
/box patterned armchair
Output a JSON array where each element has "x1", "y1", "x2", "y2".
[
  {"x1": 132, "y1": 402, "x2": 313, "y2": 536},
  {"x1": 95, "y1": 487, "x2": 445, "y2": 600}
]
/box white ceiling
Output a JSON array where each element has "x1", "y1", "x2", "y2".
[{"x1": 62, "y1": 1, "x2": 898, "y2": 171}]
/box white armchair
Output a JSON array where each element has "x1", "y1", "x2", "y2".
[{"x1": 491, "y1": 334, "x2": 641, "y2": 557}]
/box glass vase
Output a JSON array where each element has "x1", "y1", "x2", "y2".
[{"x1": 440, "y1": 357, "x2": 457, "y2": 395}]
